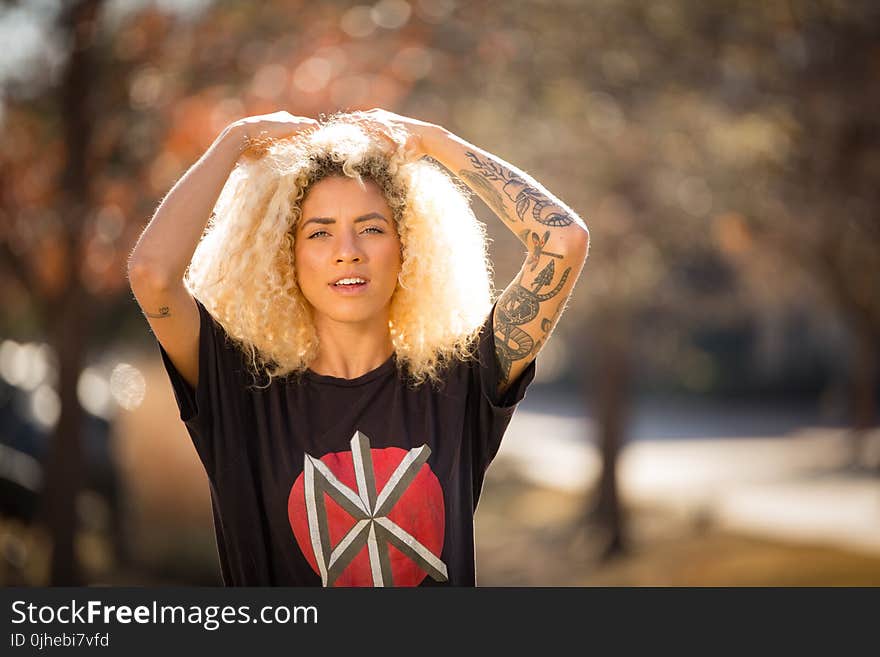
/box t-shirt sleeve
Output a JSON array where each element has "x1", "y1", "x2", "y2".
[
  {"x1": 156, "y1": 297, "x2": 250, "y2": 473},
  {"x1": 468, "y1": 298, "x2": 537, "y2": 471}
]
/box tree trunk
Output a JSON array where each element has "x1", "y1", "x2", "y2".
[
  {"x1": 36, "y1": 0, "x2": 102, "y2": 585},
  {"x1": 849, "y1": 319, "x2": 879, "y2": 470},
  {"x1": 590, "y1": 308, "x2": 631, "y2": 559},
  {"x1": 41, "y1": 287, "x2": 89, "y2": 584}
]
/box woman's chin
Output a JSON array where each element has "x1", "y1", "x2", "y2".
[{"x1": 315, "y1": 304, "x2": 386, "y2": 326}]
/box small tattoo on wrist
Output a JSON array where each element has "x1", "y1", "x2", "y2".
[{"x1": 145, "y1": 306, "x2": 171, "y2": 319}]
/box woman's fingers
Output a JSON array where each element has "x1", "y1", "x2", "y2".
[
  {"x1": 351, "y1": 112, "x2": 408, "y2": 155},
  {"x1": 230, "y1": 112, "x2": 319, "y2": 158},
  {"x1": 230, "y1": 108, "x2": 426, "y2": 162},
  {"x1": 234, "y1": 112, "x2": 319, "y2": 141},
  {"x1": 355, "y1": 109, "x2": 431, "y2": 162}
]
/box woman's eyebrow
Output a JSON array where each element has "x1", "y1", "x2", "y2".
[{"x1": 301, "y1": 212, "x2": 388, "y2": 228}]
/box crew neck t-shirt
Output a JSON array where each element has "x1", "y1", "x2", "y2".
[{"x1": 157, "y1": 297, "x2": 536, "y2": 587}]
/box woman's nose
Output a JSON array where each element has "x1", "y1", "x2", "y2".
[{"x1": 335, "y1": 230, "x2": 364, "y2": 263}]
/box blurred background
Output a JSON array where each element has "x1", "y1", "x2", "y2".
[{"x1": 1, "y1": 0, "x2": 879, "y2": 586}]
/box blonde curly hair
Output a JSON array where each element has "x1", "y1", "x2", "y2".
[{"x1": 185, "y1": 114, "x2": 495, "y2": 389}]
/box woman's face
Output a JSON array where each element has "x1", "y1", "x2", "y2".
[{"x1": 294, "y1": 175, "x2": 402, "y2": 326}]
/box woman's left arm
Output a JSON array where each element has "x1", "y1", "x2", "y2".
[
  {"x1": 421, "y1": 125, "x2": 590, "y2": 395},
  {"x1": 355, "y1": 110, "x2": 590, "y2": 396}
]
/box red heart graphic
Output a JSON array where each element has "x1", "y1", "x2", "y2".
[{"x1": 289, "y1": 442, "x2": 446, "y2": 587}]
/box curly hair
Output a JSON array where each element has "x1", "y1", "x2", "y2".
[{"x1": 184, "y1": 114, "x2": 495, "y2": 389}]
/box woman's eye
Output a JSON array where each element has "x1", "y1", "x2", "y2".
[{"x1": 307, "y1": 227, "x2": 383, "y2": 239}]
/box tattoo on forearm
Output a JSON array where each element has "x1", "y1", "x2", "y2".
[
  {"x1": 534, "y1": 300, "x2": 566, "y2": 353},
  {"x1": 526, "y1": 230, "x2": 564, "y2": 271},
  {"x1": 494, "y1": 260, "x2": 572, "y2": 384},
  {"x1": 462, "y1": 151, "x2": 575, "y2": 228},
  {"x1": 145, "y1": 306, "x2": 172, "y2": 319},
  {"x1": 545, "y1": 300, "x2": 565, "y2": 334},
  {"x1": 458, "y1": 170, "x2": 517, "y2": 224}
]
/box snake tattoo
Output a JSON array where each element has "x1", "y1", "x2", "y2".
[{"x1": 494, "y1": 259, "x2": 572, "y2": 383}]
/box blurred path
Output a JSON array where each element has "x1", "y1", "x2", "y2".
[{"x1": 498, "y1": 394, "x2": 880, "y2": 555}]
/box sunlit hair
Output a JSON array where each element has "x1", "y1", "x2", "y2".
[{"x1": 185, "y1": 113, "x2": 494, "y2": 388}]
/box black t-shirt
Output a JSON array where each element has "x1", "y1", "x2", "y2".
[{"x1": 157, "y1": 298, "x2": 536, "y2": 586}]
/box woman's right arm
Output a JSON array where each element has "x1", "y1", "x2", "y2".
[{"x1": 127, "y1": 112, "x2": 317, "y2": 388}]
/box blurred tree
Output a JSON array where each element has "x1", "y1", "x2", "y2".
[
  {"x1": 421, "y1": 0, "x2": 880, "y2": 555},
  {"x1": 0, "y1": 0, "x2": 108, "y2": 586},
  {"x1": 715, "y1": 1, "x2": 880, "y2": 464}
]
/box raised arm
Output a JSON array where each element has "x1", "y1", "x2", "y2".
[
  {"x1": 350, "y1": 109, "x2": 589, "y2": 397},
  {"x1": 127, "y1": 111, "x2": 318, "y2": 387},
  {"x1": 424, "y1": 127, "x2": 589, "y2": 395}
]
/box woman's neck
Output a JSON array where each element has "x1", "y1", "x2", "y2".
[{"x1": 308, "y1": 313, "x2": 395, "y2": 379}]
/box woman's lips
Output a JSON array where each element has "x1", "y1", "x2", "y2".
[{"x1": 330, "y1": 281, "x2": 369, "y2": 295}]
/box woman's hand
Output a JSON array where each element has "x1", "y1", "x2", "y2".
[
  {"x1": 351, "y1": 108, "x2": 443, "y2": 163},
  {"x1": 226, "y1": 111, "x2": 320, "y2": 158}
]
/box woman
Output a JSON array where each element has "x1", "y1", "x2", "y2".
[{"x1": 128, "y1": 108, "x2": 590, "y2": 586}]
